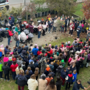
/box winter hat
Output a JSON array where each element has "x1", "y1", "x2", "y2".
[
  {"x1": 9, "y1": 17, "x2": 11, "y2": 20},
  {"x1": 68, "y1": 41, "x2": 71, "y2": 44},
  {"x1": 40, "y1": 74, "x2": 46, "y2": 78},
  {"x1": 55, "y1": 45, "x2": 58, "y2": 49}
]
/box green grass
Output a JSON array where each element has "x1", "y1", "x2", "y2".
[{"x1": 74, "y1": 3, "x2": 83, "y2": 18}]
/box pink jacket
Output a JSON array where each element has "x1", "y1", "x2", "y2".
[
  {"x1": 68, "y1": 57, "x2": 72, "y2": 63},
  {"x1": 3, "y1": 57, "x2": 9, "y2": 62}
]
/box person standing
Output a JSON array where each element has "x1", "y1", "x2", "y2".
[
  {"x1": 10, "y1": 61, "x2": 18, "y2": 80},
  {"x1": 2, "y1": 62, "x2": 10, "y2": 81},
  {"x1": 38, "y1": 74, "x2": 47, "y2": 90},
  {"x1": 15, "y1": 24, "x2": 21, "y2": 35},
  {"x1": 65, "y1": 17, "x2": 68, "y2": 32},
  {"x1": 27, "y1": 74, "x2": 38, "y2": 90},
  {"x1": 7, "y1": 29, "x2": 13, "y2": 45},
  {"x1": 16, "y1": 71, "x2": 27, "y2": 90},
  {"x1": 77, "y1": 24, "x2": 82, "y2": 38},
  {"x1": 45, "y1": 79, "x2": 57, "y2": 90},
  {"x1": 14, "y1": 32, "x2": 20, "y2": 47},
  {"x1": 38, "y1": 23, "x2": 43, "y2": 38},
  {"x1": 56, "y1": 76, "x2": 62, "y2": 90},
  {"x1": 72, "y1": 80, "x2": 86, "y2": 90},
  {"x1": 48, "y1": 18, "x2": 53, "y2": 33},
  {"x1": 69, "y1": 20, "x2": 74, "y2": 36}
]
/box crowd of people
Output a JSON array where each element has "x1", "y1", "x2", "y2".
[
  {"x1": 0, "y1": 14, "x2": 90, "y2": 90},
  {"x1": 0, "y1": 35, "x2": 90, "y2": 90},
  {"x1": 2, "y1": 14, "x2": 90, "y2": 47}
]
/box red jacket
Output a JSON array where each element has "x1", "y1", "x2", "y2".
[
  {"x1": 10, "y1": 64, "x2": 18, "y2": 72},
  {"x1": 37, "y1": 51, "x2": 42, "y2": 55}
]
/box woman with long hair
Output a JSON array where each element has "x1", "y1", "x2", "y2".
[{"x1": 45, "y1": 79, "x2": 57, "y2": 90}]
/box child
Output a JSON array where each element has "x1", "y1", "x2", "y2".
[
  {"x1": 34, "y1": 67, "x2": 39, "y2": 80},
  {"x1": 0, "y1": 60, "x2": 3, "y2": 79},
  {"x1": 72, "y1": 70, "x2": 77, "y2": 82},
  {"x1": 65, "y1": 71, "x2": 74, "y2": 90},
  {"x1": 2, "y1": 62, "x2": 10, "y2": 81}
]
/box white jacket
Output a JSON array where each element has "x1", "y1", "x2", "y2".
[{"x1": 27, "y1": 78, "x2": 38, "y2": 90}]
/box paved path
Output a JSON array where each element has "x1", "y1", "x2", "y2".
[{"x1": 0, "y1": 31, "x2": 62, "y2": 49}]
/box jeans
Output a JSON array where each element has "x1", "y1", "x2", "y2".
[
  {"x1": 5, "y1": 74, "x2": 9, "y2": 80},
  {"x1": 53, "y1": 26, "x2": 56, "y2": 32},
  {"x1": 0, "y1": 72, "x2": 2, "y2": 78},
  {"x1": 18, "y1": 86, "x2": 24, "y2": 90},
  {"x1": 16, "y1": 40, "x2": 19, "y2": 47},
  {"x1": 77, "y1": 31, "x2": 80, "y2": 38},
  {"x1": 61, "y1": 26, "x2": 64, "y2": 32},
  {"x1": 69, "y1": 30, "x2": 73, "y2": 35},
  {"x1": 12, "y1": 72, "x2": 16, "y2": 80},
  {"x1": 65, "y1": 26, "x2": 67, "y2": 32},
  {"x1": 8, "y1": 37, "x2": 11, "y2": 45},
  {"x1": 38, "y1": 31, "x2": 41, "y2": 38},
  {"x1": 49, "y1": 27, "x2": 52, "y2": 32}
]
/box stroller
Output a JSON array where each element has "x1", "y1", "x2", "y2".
[{"x1": 27, "y1": 33, "x2": 34, "y2": 43}]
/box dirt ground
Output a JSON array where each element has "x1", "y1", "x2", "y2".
[{"x1": 0, "y1": 30, "x2": 87, "y2": 49}]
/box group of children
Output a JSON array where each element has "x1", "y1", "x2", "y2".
[{"x1": 0, "y1": 36, "x2": 90, "y2": 90}]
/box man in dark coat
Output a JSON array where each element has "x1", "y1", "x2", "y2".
[{"x1": 72, "y1": 80, "x2": 86, "y2": 90}]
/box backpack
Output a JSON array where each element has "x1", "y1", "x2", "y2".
[{"x1": 8, "y1": 30, "x2": 13, "y2": 36}]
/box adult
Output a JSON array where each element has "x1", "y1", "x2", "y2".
[
  {"x1": 48, "y1": 18, "x2": 53, "y2": 33},
  {"x1": 56, "y1": 76, "x2": 62, "y2": 90},
  {"x1": 38, "y1": 74, "x2": 47, "y2": 90},
  {"x1": 29, "y1": 22, "x2": 34, "y2": 33},
  {"x1": 46, "y1": 74, "x2": 53, "y2": 85},
  {"x1": 27, "y1": 74, "x2": 38, "y2": 90},
  {"x1": 45, "y1": 79, "x2": 57, "y2": 90},
  {"x1": 15, "y1": 24, "x2": 21, "y2": 35},
  {"x1": 65, "y1": 17, "x2": 68, "y2": 32},
  {"x1": 72, "y1": 80, "x2": 86, "y2": 90},
  {"x1": 10, "y1": 14, "x2": 15, "y2": 25},
  {"x1": 7, "y1": 29, "x2": 13, "y2": 45},
  {"x1": 16, "y1": 71, "x2": 27, "y2": 90},
  {"x1": 14, "y1": 32, "x2": 19, "y2": 47},
  {"x1": 9, "y1": 17, "x2": 13, "y2": 29},
  {"x1": 77, "y1": 24, "x2": 82, "y2": 38},
  {"x1": 38, "y1": 23, "x2": 43, "y2": 38}
]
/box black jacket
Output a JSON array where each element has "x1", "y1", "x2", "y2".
[
  {"x1": 56, "y1": 80, "x2": 62, "y2": 90},
  {"x1": 16, "y1": 75, "x2": 27, "y2": 86},
  {"x1": 2, "y1": 65, "x2": 10, "y2": 75},
  {"x1": 72, "y1": 81, "x2": 84, "y2": 90}
]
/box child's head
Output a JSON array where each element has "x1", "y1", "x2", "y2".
[
  {"x1": 69, "y1": 71, "x2": 72, "y2": 74},
  {"x1": 27, "y1": 67, "x2": 31, "y2": 71},
  {"x1": 67, "y1": 66, "x2": 70, "y2": 70},
  {"x1": 26, "y1": 70, "x2": 29, "y2": 75},
  {"x1": 73, "y1": 70, "x2": 77, "y2": 74},
  {"x1": 4, "y1": 62, "x2": 8, "y2": 66}
]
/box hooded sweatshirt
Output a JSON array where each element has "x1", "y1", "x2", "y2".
[{"x1": 27, "y1": 78, "x2": 38, "y2": 90}]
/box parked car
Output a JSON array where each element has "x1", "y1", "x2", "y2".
[{"x1": 0, "y1": 0, "x2": 9, "y2": 10}]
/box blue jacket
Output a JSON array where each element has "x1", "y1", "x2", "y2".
[
  {"x1": 32, "y1": 48, "x2": 38, "y2": 55},
  {"x1": 0, "y1": 52, "x2": 2, "y2": 57},
  {"x1": 72, "y1": 73, "x2": 77, "y2": 82},
  {"x1": 11, "y1": 16, "x2": 15, "y2": 23}
]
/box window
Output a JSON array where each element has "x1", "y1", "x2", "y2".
[{"x1": 0, "y1": 0, "x2": 6, "y2": 3}]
